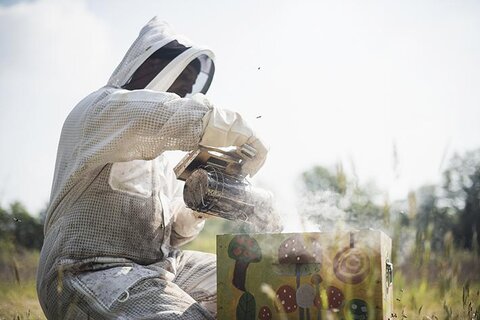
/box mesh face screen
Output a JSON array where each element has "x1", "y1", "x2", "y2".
[{"x1": 123, "y1": 40, "x2": 189, "y2": 90}]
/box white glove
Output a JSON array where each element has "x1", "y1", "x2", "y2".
[
  {"x1": 172, "y1": 204, "x2": 206, "y2": 238},
  {"x1": 200, "y1": 107, "x2": 268, "y2": 177}
]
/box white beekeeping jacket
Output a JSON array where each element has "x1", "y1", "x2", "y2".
[{"x1": 38, "y1": 17, "x2": 216, "y2": 287}]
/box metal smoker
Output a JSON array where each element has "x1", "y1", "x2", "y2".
[{"x1": 174, "y1": 145, "x2": 274, "y2": 225}]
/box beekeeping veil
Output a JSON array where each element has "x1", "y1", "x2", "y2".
[{"x1": 108, "y1": 17, "x2": 215, "y2": 96}]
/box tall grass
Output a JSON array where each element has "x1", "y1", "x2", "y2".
[
  {"x1": 1, "y1": 222, "x2": 479, "y2": 319},
  {"x1": 188, "y1": 219, "x2": 480, "y2": 319},
  {"x1": 0, "y1": 280, "x2": 45, "y2": 320},
  {"x1": 0, "y1": 241, "x2": 44, "y2": 320}
]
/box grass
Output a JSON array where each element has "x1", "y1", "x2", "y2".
[
  {"x1": 0, "y1": 241, "x2": 45, "y2": 320},
  {"x1": 188, "y1": 219, "x2": 480, "y2": 319},
  {"x1": 0, "y1": 280, "x2": 45, "y2": 320},
  {"x1": 1, "y1": 275, "x2": 478, "y2": 319},
  {"x1": 1, "y1": 220, "x2": 479, "y2": 319},
  {"x1": 393, "y1": 275, "x2": 480, "y2": 319}
]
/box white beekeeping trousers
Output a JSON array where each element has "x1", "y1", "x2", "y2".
[{"x1": 47, "y1": 250, "x2": 216, "y2": 319}]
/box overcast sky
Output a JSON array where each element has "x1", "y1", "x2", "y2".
[{"x1": 1, "y1": 0, "x2": 479, "y2": 225}]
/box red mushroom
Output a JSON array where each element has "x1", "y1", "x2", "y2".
[
  {"x1": 258, "y1": 305, "x2": 272, "y2": 320},
  {"x1": 326, "y1": 286, "x2": 345, "y2": 310},
  {"x1": 228, "y1": 234, "x2": 262, "y2": 291},
  {"x1": 276, "y1": 285, "x2": 298, "y2": 314}
]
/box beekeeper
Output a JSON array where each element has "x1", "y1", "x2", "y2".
[{"x1": 37, "y1": 17, "x2": 267, "y2": 319}]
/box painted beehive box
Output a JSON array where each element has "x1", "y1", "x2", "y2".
[{"x1": 217, "y1": 229, "x2": 393, "y2": 320}]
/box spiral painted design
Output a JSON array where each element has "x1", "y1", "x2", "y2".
[{"x1": 333, "y1": 247, "x2": 370, "y2": 284}]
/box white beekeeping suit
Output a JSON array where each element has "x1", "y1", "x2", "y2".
[{"x1": 37, "y1": 17, "x2": 267, "y2": 320}]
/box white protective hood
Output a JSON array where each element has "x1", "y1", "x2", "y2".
[{"x1": 107, "y1": 17, "x2": 215, "y2": 95}]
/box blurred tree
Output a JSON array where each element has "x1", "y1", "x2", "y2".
[
  {"x1": 298, "y1": 148, "x2": 480, "y2": 261},
  {"x1": 10, "y1": 202, "x2": 44, "y2": 250},
  {"x1": 0, "y1": 201, "x2": 44, "y2": 250},
  {"x1": 463, "y1": 168, "x2": 480, "y2": 252},
  {"x1": 0, "y1": 205, "x2": 14, "y2": 242},
  {"x1": 412, "y1": 185, "x2": 454, "y2": 260},
  {"x1": 442, "y1": 149, "x2": 480, "y2": 252},
  {"x1": 301, "y1": 164, "x2": 346, "y2": 195}
]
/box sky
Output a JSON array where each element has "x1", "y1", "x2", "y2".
[{"x1": 0, "y1": 0, "x2": 479, "y2": 226}]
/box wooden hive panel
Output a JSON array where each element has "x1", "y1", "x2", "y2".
[{"x1": 217, "y1": 229, "x2": 393, "y2": 319}]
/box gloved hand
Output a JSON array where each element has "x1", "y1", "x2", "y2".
[{"x1": 200, "y1": 106, "x2": 268, "y2": 177}]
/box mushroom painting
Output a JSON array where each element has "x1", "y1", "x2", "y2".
[
  {"x1": 326, "y1": 286, "x2": 345, "y2": 310},
  {"x1": 275, "y1": 285, "x2": 298, "y2": 314},
  {"x1": 216, "y1": 229, "x2": 392, "y2": 318},
  {"x1": 228, "y1": 234, "x2": 262, "y2": 291},
  {"x1": 236, "y1": 291, "x2": 256, "y2": 320},
  {"x1": 258, "y1": 305, "x2": 272, "y2": 320},
  {"x1": 333, "y1": 233, "x2": 370, "y2": 284},
  {"x1": 275, "y1": 235, "x2": 323, "y2": 320},
  {"x1": 296, "y1": 284, "x2": 316, "y2": 320},
  {"x1": 346, "y1": 299, "x2": 369, "y2": 320},
  {"x1": 310, "y1": 274, "x2": 323, "y2": 320}
]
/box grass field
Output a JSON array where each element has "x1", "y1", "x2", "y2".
[
  {"x1": 0, "y1": 280, "x2": 45, "y2": 320},
  {"x1": 1, "y1": 276, "x2": 479, "y2": 319},
  {"x1": 1, "y1": 224, "x2": 479, "y2": 319},
  {"x1": 0, "y1": 241, "x2": 45, "y2": 320}
]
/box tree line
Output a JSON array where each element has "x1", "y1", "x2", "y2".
[
  {"x1": 299, "y1": 148, "x2": 480, "y2": 255},
  {"x1": 1, "y1": 148, "x2": 479, "y2": 256},
  {"x1": 0, "y1": 202, "x2": 44, "y2": 250}
]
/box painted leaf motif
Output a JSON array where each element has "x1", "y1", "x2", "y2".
[{"x1": 236, "y1": 291, "x2": 256, "y2": 320}]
